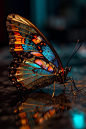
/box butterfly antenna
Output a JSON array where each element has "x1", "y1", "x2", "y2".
[{"x1": 67, "y1": 39, "x2": 82, "y2": 67}]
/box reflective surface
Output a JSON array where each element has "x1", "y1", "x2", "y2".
[{"x1": 0, "y1": 43, "x2": 86, "y2": 129}]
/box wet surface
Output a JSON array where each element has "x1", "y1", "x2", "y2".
[{"x1": 0, "y1": 43, "x2": 86, "y2": 129}]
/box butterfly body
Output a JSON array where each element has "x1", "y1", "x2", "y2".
[{"x1": 6, "y1": 14, "x2": 71, "y2": 92}]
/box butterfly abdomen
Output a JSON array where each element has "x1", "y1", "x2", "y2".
[{"x1": 26, "y1": 76, "x2": 55, "y2": 91}]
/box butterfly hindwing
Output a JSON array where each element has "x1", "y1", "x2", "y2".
[{"x1": 8, "y1": 57, "x2": 55, "y2": 90}]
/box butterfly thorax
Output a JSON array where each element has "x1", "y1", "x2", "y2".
[{"x1": 55, "y1": 67, "x2": 71, "y2": 84}]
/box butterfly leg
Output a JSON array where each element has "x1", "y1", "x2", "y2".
[
  {"x1": 63, "y1": 84, "x2": 66, "y2": 93},
  {"x1": 52, "y1": 81, "x2": 55, "y2": 98},
  {"x1": 64, "y1": 84, "x2": 66, "y2": 90},
  {"x1": 70, "y1": 80, "x2": 77, "y2": 96},
  {"x1": 67, "y1": 77, "x2": 79, "y2": 95},
  {"x1": 68, "y1": 77, "x2": 80, "y2": 90}
]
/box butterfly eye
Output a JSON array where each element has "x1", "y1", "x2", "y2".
[{"x1": 65, "y1": 67, "x2": 71, "y2": 73}]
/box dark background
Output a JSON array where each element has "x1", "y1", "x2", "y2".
[{"x1": 1, "y1": 0, "x2": 86, "y2": 48}]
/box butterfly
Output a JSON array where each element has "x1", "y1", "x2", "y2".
[{"x1": 6, "y1": 14, "x2": 81, "y2": 97}]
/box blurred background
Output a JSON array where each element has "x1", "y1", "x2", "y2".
[
  {"x1": 0, "y1": 0, "x2": 86, "y2": 67},
  {"x1": 1, "y1": 0, "x2": 86, "y2": 46}
]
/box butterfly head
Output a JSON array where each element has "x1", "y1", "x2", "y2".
[{"x1": 65, "y1": 66, "x2": 71, "y2": 73}]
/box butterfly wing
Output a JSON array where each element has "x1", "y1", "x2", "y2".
[
  {"x1": 8, "y1": 57, "x2": 55, "y2": 90},
  {"x1": 6, "y1": 14, "x2": 63, "y2": 90}
]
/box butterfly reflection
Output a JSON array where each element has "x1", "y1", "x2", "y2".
[{"x1": 14, "y1": 91, "x2": 71, "y2": 129}]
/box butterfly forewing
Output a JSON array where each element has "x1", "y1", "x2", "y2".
[{"x1": 6, "y1": 14, "x2": 63, "y2": 90}]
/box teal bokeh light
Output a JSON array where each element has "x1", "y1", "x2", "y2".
[{"x1": 70, "y1": 108, "x2": 86, "y2": 129}]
